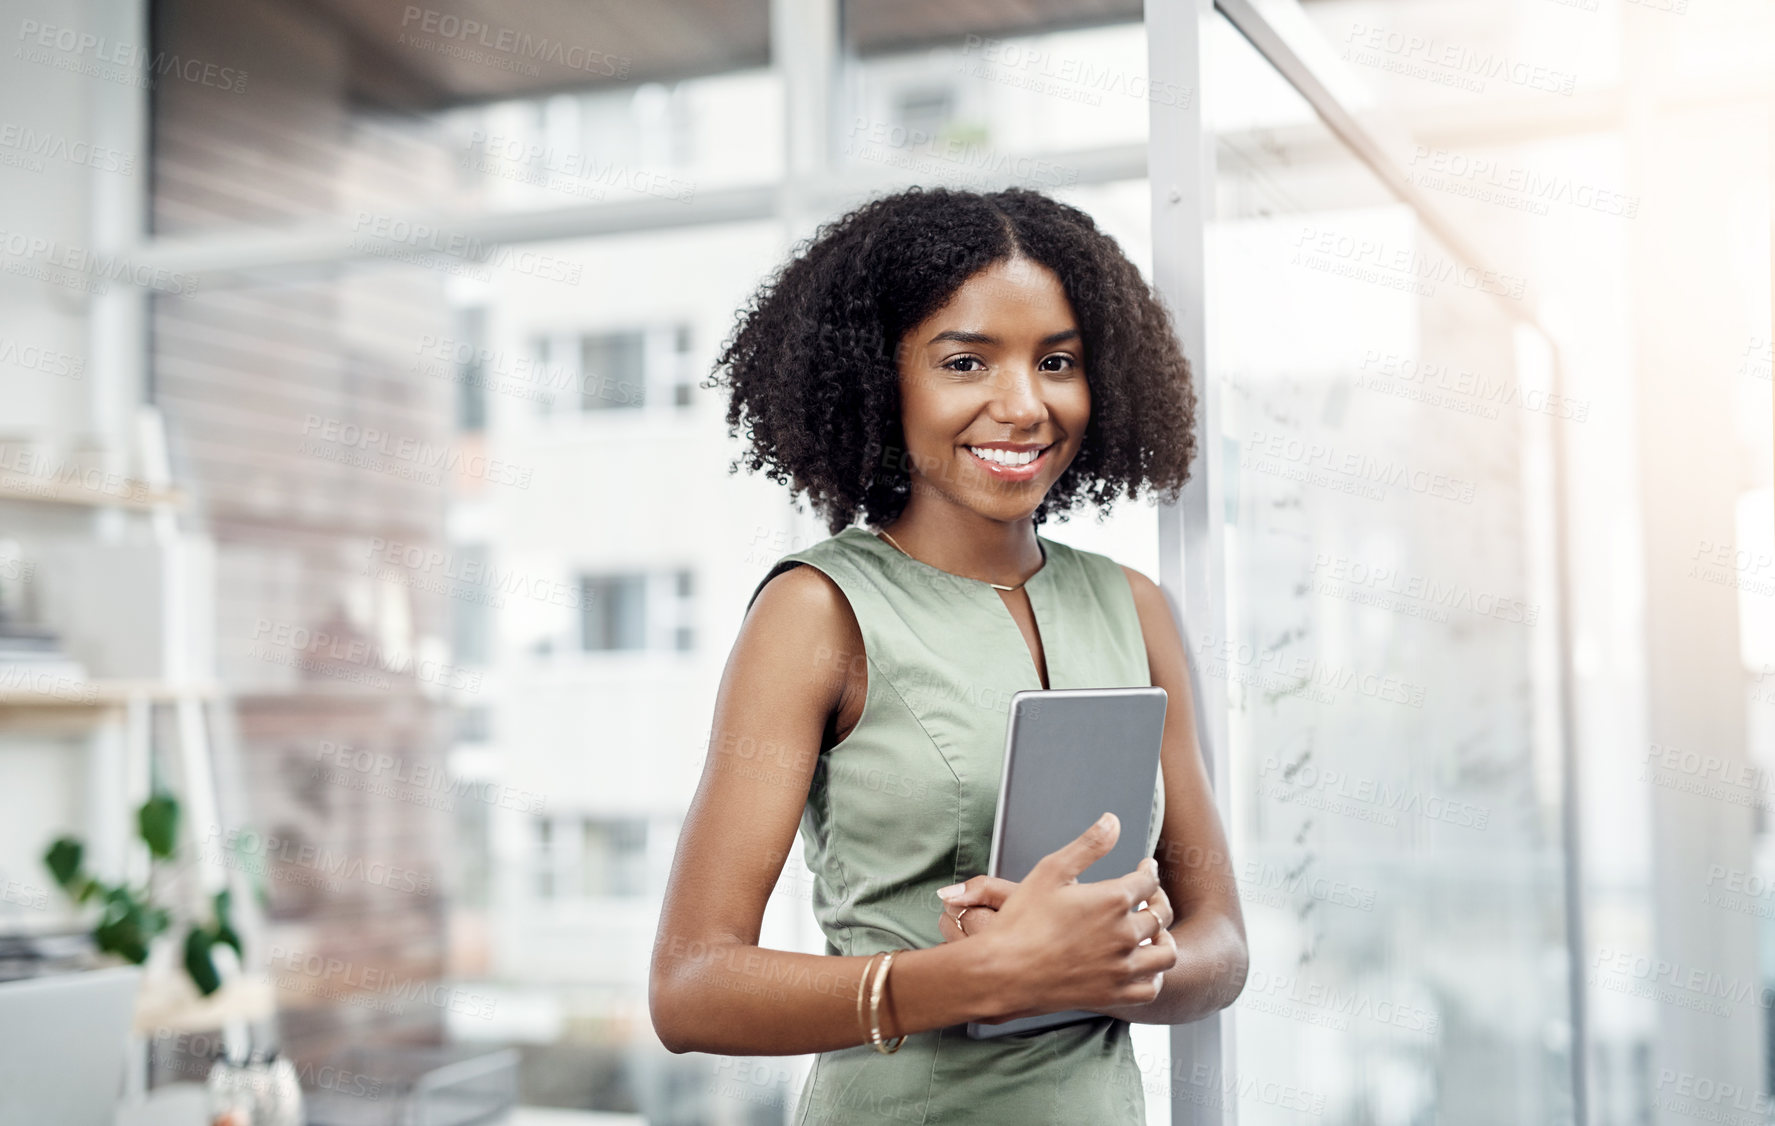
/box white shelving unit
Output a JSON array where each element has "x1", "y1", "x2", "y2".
[{"x1": 0, "y1": 426, "x2": 272, "y2": 1100}]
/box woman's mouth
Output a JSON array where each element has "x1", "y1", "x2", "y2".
[{"x1": 962, "y1": 444, "x2": 1051, "y2": 482}]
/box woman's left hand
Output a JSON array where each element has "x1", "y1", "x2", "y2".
[{"x1": 936, "y1": 872, "x2": 1175, "y2": 943}]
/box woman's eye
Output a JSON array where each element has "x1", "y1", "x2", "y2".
[
  {"x1": 945, "y1": 356, "x2": 986, "y2": 373},
  {"x1": 1040, "y1": 355, "x2": 1077, "y2": 372}
]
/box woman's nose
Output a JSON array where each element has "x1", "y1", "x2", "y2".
[{"x1": 986, "y1": 368, "x2": 1046, "y2": 425}]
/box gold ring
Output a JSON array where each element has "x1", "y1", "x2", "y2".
[{"x1": 952, "y1": 906, "x2": 973, "y2": 936}]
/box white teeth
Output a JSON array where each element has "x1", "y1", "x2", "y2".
[{"x1": 968, "y1": 446, "x2": 1044, "y2": 467}]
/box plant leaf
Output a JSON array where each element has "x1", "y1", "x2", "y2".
[
  {"x1": 44, "y1": 838, "x2": 85, "y2": 889},
  {"x1": 183, "y1": 928, "x2": 221, "y2": 996},
  {"x1": 207, "y1": 888, "x2": 243, "y2": 958},
  {"x1": 95, "y1": 895, "x2": 156, "y2": 964},
  {"x1": 138, "y1": 794, "x2": 181, "y2": 860},
  {"x1": 214, "y1": 922, "x2": 243, "y2": 961}
]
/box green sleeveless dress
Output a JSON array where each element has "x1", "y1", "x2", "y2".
[{"x1": 747, "y1": 525, "x2": 1165, "y2": 1125}]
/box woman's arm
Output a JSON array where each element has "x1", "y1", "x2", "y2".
[{"x1": 649, "y1": 565, "x2": 1025, "y2": 1055}]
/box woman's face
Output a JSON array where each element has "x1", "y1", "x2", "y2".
[{"x1": 892, "y1": 255, "x2": 1090, "y2": 523}]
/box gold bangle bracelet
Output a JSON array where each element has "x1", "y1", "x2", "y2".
[
  {"x1": 868, "y1": 949, "x2": 907, "y2": 1054},
  {"x1": 856, "y1": 952, "x2": 882, "y2": 1046}
]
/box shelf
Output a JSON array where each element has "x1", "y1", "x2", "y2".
[
  {"x1": 0, "y1": 682, "x2": 220, "y2": 733},
  {"x1": 0, "y1": 680, "x2": 221, "y2": 710},
  {"x1": 134, "y1": 971, "x2": 276, "y2": 1035},
  {"x1": 0, "y1": 476, "x2": 182, "y2": 511}
]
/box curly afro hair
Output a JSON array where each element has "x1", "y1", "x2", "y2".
[{"x1": 706, "y1": 185, "x2": 1197, "y2": 536}]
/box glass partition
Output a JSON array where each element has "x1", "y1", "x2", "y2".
[{"x1": 1203, "y1": 13, "x2": 1575, "y2": 1124}]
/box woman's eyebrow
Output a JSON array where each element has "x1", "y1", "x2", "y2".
[
  {"x1": 925, "y1": 328, "x2": 1082, "y2": 347},
  {"x1": 927, "y1": 329, "x2": 995, "y2": 346}
]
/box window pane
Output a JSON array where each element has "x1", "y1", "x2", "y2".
[
  {"x1": 449, "y1": 544, "x2": 493, "y2": 665},
  {"x1": 580, "y1": 331, "x2": 646, "y2": 411},
  {"x1": 535, "y1": 817, "x2": 555, "y2": 900},
  {"x1": 580, "y1": 573, "x2": 648, "y2": 650},
  {"x1": 841, "y1": 22, "x2": 1153, "y2": 181},
  {"x1": 582, "y1": 817, "x2": 649, "y2": 898},
  {"x1": 1206, "y1": 13, "x2": 1573, "y2": 1123},
  {"x1": 456, "y1": 307, "x2": 489, "y2": 432}
]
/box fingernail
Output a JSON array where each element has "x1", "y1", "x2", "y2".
[
  {"x1": 937, "y1": 883, "x2": 964, "y2": 900},
  {"x1": 1095, "y1": 812, "x2": 1114, "y2": 830}
]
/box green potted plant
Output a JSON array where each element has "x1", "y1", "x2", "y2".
[{"x1": 44, "y1": 790, "x2": 243, "y2": 996}]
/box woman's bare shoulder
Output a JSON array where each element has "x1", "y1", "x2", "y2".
[
  {"x1": 739, "y1": 561, "x2": 865, "y2": 696},
  {"x1": 749, "y1": 559, "x2": 856, "y2": 633}
]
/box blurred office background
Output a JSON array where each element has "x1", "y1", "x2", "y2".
[{"x1": 0, "y1": 0, "x2": 1769, "y2": 1123}]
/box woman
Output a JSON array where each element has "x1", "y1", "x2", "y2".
[{"x1": 649, "y1": 186, "x2": 1248, "y2": 1124}]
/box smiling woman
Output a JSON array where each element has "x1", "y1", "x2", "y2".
[
  {"x1": 650, "y1": 186, "x2": 1247, "y2": 1125},
  {"x1": 709, "y1": 186, "x2": 1198, "y2": 537}
]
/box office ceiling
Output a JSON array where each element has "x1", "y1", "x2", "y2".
[
  {"x1": 845, "y1": 0, "x2": 1141, "y2": 55},
  {"x1": 296, "y1": 0, "x2": 1141, "y2": 106}
]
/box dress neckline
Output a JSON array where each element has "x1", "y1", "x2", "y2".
[
  {"x1": 845, "y1": 525, "x2": 1057, "y2": 689},
  {"x1": 845, "y1": 526, "x2": 1052, "y2": 591}
]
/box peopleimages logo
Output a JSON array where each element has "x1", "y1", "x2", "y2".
[
  {"x1": 1241, "y1": 968, "x2": 1439, "y2": 1035},
  {"x1": 299, "y1": 415, "x2": 535, "y2": 489},
  {"x1": 1356, "y1": 349, "x2": 1591, "y2": 422},
  {"x1": 0, "y1": 123, "x2": 135, "y2": 175},
  {"x1": 953, "y1": 35, "x2": 1193, "y2": 108},
  {"x1": 1259, "y1": 757, "x2": 1488, "y2": 828},
  {"x1": 845, "y1": 117, "x2": 1079, "y2": 190},
  {"x1": 1340, "y1": 23, "x2": 1576, "y2": 96},
  {"x1": 15, "y1": 20, "x2": 248, "y2": 93},
  {"x1": 205, "y1": 825, "x2": 433, "y2": 896},
  {"x1": 1, "y1": 877, "x2": 49, "y2": 911},
  {"x1": 398, "y1": 7, "x2": 630, "y2": 78},
  {"x1": 1246, "y1": 427, "x2": 1478, "y2": 505},
  {"x1": 0, "y1": 229, "x2": 198, "y2": 296},
  {"x1": 1591, "y1": 945, "x2": 1774, "y2": 1013},
  {"x1": 363, "y1": 537, "x2": 581, "y2": 609},
  {"x1": 267, "y1": 945, "x2": 497, "y2": 1020},
  {"x1": 464, "y1": 132, "x2": 694, "y2": 202},
  {"x1": 151, "y1": 1029, "x2": 385, "y2": 1097},
  {"x1": 1310, "y1": 551, "x2": 1540, "y2": 626},
  {"x1": 1656, "y1": 1068, "x2": 1773, "y2": 1115},
  {"x1": 313, "y1": 739, "x2": 546, "y2": 814},
  {"x1": 1291, "y1": 226, "x2": 1528, "y2": 300},
  {"x1": 0, "y1": 335, "x2": 84, "y2": 379},
  {"x1": 350, "y1": 213, "x2": 583, "y2": 285},
  {"x1": 249, "y1": 616, "x2": 484, "y2": 694},
  {"x1": 1406, "y1": 145, "x2": 1638, "y2": 219}
]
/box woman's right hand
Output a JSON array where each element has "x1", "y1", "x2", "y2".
[{"x1": 972, "y1": 812, "x2": 1177, "y2": 1019}]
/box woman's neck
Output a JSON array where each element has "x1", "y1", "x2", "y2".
[{"x1": 877, "y1": 501, "x2": 1044, "y2": 588}]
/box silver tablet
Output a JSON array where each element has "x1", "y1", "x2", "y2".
[{"x1": 966, "y1": 685, "x2": 1168, "y2": 1039}]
